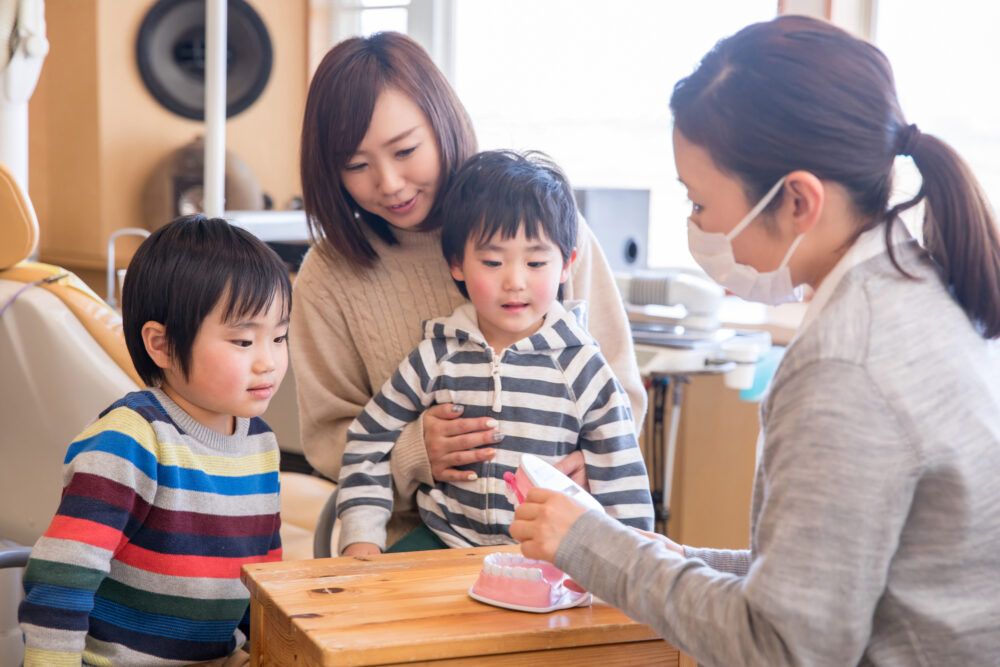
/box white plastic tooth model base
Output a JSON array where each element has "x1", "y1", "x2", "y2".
[{"x1": 468, "y1": 552, "x2": 592, "y2": 613}]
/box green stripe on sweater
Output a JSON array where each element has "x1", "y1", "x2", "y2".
[
  {"x1": 97, "y1": 578, "x2": 248, "y2": 619},
  {"x1": 24, "y1": 559, "x2": 106, "y2": 589}
]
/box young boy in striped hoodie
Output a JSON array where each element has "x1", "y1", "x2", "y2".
[
  {"x1": 337, "y1": 150, "x2": 654, "y2": 556},
  {"x1": 19, "y1": 215, "x2": 291, "y2": 666}
]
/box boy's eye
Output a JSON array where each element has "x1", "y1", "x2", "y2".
[
  {"x1": 396, "y1": 145, "x2": 417, "y2": 158},
  {"x1": 527, "y1": 261, "x2": 548, "y2": 268},
  {"x1": 689, "y1": 202, "x2": 703, "y2": 214},
  {"x1": 481, "y1": 260, "x2": 501, "y2": 267},
  {"x1": 232, "y1": 339, "x2": 252, "y2": 348},
  {"x1": 274, "y1": 334, "x2": 289, "y2": 344}
]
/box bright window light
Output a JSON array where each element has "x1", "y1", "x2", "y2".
[
  {"x1": 452, "y1": 0, "x2": 777, "y2": 269},
  {"x1": 875, "y1": 1, "x2": 1000, "y2": 231}
]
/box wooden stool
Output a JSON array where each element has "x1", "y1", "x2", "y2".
[{"x1": 242, "y1": 545, "x2": 693, "y2": 666}]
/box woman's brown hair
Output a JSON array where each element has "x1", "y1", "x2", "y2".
[
  {"x1": 670, "y1": 15, "x2": 1000, "y2": 338},
  {"x1": 300, "y1": 31, "x2": 477, "y2": 269}
]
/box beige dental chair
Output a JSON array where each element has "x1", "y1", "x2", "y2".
[{"x1": 0, "y1": 161, "x2": 331, "y2": 664}]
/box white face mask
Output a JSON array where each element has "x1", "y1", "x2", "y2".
[{"x1": 687, "y1": 176, "x2": 805, "y2": 305}]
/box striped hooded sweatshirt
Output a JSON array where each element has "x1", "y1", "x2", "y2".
[
  {"x1": 337, "y1": 300, "x2": 654, "y2": 552},
  {"x1": 19, "y1": 388, "x2": 282, "y2": 666}
]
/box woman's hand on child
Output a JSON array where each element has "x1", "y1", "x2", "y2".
[
  {"x1": 342, "y1": 542, "x2": 381, "y2": 557},
  {"x1": 510, "y1": 488, "x2": 589, "y2": 563},
  {"x1": 424, "y1": 404, "x2": 500, "y2": 482}
]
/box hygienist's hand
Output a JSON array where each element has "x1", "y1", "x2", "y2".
[
  {"x1": 510, "y1": 488, "x2": 589, "y2": 563},
  {"x1": 424, "y1": 404, "x2": 499, "y2": 483},
  {"x1": 342, "y1": 542, "x2": 381, "y2": 557},
  {"x1": 552, "y1": 450, "x2": 589, "y2": 490}
]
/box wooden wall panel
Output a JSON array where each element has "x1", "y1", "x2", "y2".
[{"x1": 28, "y1": 0, "x2": 309, "y2": 270}]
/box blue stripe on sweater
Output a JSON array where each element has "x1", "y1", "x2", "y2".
[
  {"x1": 446, "y1": 350, "x2": 489, "y2": 365},
  {"x1": 247, "y1": 417, "x2": 273, "y2": 436},
  {"x1": 429, "y1": 375, "x2": 493, "y2": 393},
  {"x1": 551, "y1": 319, "x2": 582, "y2": 348},
  {"x1": 22, "y1": 583, "x2": 95, "y2": 612},
  {"x1": 339, "y1": 472, "x2": 392, "y2": 489},
  {"x1": 88, "y1": 615, "x2": 238, "y2": 662},
  {"x1": 18, "y1": 599, "x2": 91, "y2": 632},
  {"x1": 127, "y1": 528, "x2": 279, "y2": 558},
  {"x1": 155, "y1": 467, "x2": 278, "y2": 496},
  {"x1": 408, "y1": 347, "x2": 432, "y2": 393},
  {"x1": 65, "y1": 430, "x2": 158, "y2": 478},
  {"x1": 586, "y1": 459, "x2": 649, "y2": 481},
  {"x1": 571, "y1": 355, "x2": 609, "y2": 403},
  {"x1": 66, "y1": 430, "x2": 280, "y2": 496},
  {"x1": 502, "y1": 353, "x2": 558, "y2": 369},
  {"x1": 91, "y1": 597, "x2": 238, "y2": 642},
  {"x1": 57, "y1": 495, "x2": 139, "y2": 535},
  {"x1": 373, "y1": 388, "x2": 421, "y2": 423},
  {"x1": 338, "y1": 495, "x2": 393, "y2": 513},
  {"x1": 557, "y1": 345, "x2": 583, "y2": 370}
]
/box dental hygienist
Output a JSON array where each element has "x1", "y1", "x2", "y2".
[{"x1": 511, "y1": 15, "x2": 1000, "y2": 666}]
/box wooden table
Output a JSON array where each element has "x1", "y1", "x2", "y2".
[{"x1": 242, "y1": 545, "x2": 692, "y2": 666}]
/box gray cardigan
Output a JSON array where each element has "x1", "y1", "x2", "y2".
[{"x1": 555, "y1": 238, "x2": 1000, "y2": 666}]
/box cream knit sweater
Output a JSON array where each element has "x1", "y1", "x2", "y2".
[{"x1": 289, "y1": 218, "x2": 644, "y2": 543}]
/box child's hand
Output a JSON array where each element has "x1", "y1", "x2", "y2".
[
  {"x1": 342, "y1": 542, "x2": 381, "y2": 557},
  {"x1": 552, "y1": 450, "x2": 589, "y2": 490},
  {"x1": 510, "y1": 488, "x2": 589, "y2": 563}
]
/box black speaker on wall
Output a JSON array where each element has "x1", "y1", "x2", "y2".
[{"x1": 136, "y1": 0, "x2": 272, "y2": 120}]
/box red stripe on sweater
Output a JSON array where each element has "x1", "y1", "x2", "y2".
[
  {"x1": 144, "y1": 506, "x2": 281, "y2": 538},
  {"x1": 115, "y1": 543, "x2": 282, "y2": 578},
  {"x1": 44, "y1": 515, "x2": 128, "y2": 552},
  {"x1": 64, "y1": 473, "x2": 151, "y2": 516},
  {"x1": 65, "y1": 473, "x2": 278, "y2": 538}
]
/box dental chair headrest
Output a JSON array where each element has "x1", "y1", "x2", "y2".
[{"x1": 0, "y1": 162, "x2": 39, "y2": 270}]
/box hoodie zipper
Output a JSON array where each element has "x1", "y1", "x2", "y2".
[
  {"x1": 488, "y1": 348, "x2": 503, "y2": 414},
  {"x1": 485, "y1": 347, "x2": 504, "y2": 529}
]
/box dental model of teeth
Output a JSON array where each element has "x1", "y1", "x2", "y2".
[{"x1": 468, "y1": 552, "x2": 592, "y2": 613}]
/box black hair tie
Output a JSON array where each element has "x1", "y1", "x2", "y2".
[{"x1": 898, "y1": 123, "x2": 921, "y2": 157}]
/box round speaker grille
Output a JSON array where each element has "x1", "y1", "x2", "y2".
[{"x1": 136, "y1": 0, "x2": 272, "y2": 120}]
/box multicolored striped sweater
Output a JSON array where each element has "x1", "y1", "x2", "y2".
[
  {"x1": 337, "y1": 300, "x2": 654, "y2": 552},
  {"x1": 19, "y1": 388, "x2": 282, "y2": 666}
]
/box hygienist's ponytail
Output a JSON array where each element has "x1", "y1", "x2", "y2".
[{"x1": 887, "y1": 127, "x2": 1000, "y2": 337}]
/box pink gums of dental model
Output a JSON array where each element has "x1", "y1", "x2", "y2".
[{"x1": 469, "y1": 552, "x2": 591, "y2": 612}]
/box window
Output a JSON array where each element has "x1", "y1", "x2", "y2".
[
  {"x1": 309, "y1": 0, "x2": 413, "y2": 72},
  {"x1": 310, "y1": 1, "x2": 780, "y2": 267},
  {"x1": 874, "y1": 1, "x2": 1000, "y2": 230},
  {"x1": 450, "y1": 1, "x2": 778, "y2": 269}
]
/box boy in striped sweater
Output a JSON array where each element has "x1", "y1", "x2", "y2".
[
  {"x1": 19, "y1": 215, "x2": 291, "y2": 666},
  {"x1": 337, "y1": 150, "x2": 654, "y2": 555}
]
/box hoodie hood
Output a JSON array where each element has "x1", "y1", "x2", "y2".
[{"x1": 422, "y1": 299, "x2": 594, "y2": 354}]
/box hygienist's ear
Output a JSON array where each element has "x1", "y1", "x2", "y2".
[
  {"x1": 559, "y1": 249, "x2": 578, "y2": 284},
  {"x1": 141, "y1": 321, "x2": 172, "y2": 370},
  {"x1": 783, "y1": 170, "x2": 825, "y2": 235}
]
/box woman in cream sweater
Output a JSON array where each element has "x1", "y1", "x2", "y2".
[{"x1": 292, "y1": 32, "x2": 644, "y2": 547}]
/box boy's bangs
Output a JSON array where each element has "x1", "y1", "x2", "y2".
[
  {"x1": 220, "y1": 269, "x2": 292, "y2": 324},
  {"x1": 472, "y1": 207, "x2": 546, "y2": 247}
]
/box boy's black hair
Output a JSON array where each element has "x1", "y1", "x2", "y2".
[
  {"x1": 440, "y1": 150, "x2": 578, "y2": 299},
  {"x1": 122, "y1": 214, "x2": 293, "y2": 386}
]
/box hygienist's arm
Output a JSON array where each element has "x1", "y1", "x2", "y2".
[{"x1": 518, "y1": 361, "x2": 918, "y2": 666}]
